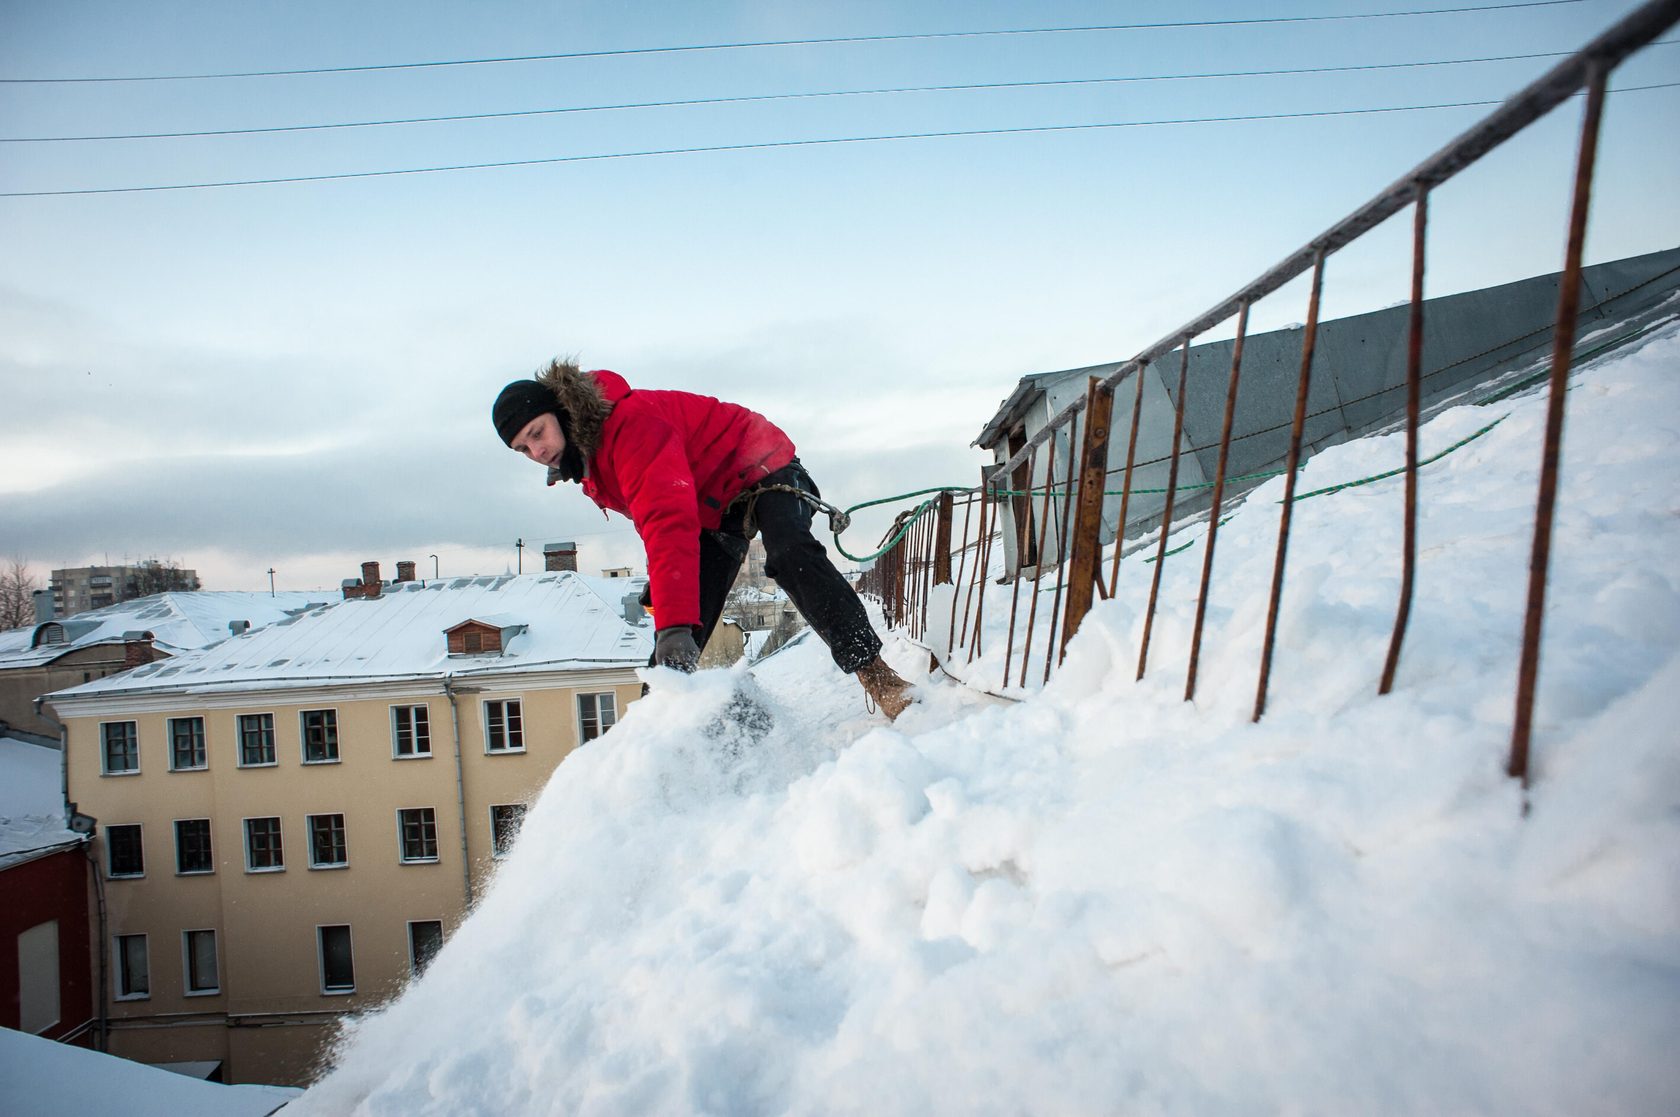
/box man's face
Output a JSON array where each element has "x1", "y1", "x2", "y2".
[{"x1": 511, "y1": 412, "x2": 565, "y2": 467}]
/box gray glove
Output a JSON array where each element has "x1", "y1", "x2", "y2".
[{"x1": 653, "y1": 626, "x2": 701, "y2": 673}]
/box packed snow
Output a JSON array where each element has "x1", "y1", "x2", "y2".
[{"x1": 297, "y1": 321, "x2": 1680, "y2": 1115}]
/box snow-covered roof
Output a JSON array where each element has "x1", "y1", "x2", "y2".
[
  {"x1": 0, "y1": 735, "x2": 79, "y2": 870},
  {"x1": 0, "y1": 590, "x2": 332, "y2": 671},
  {"x1": 48, "y1": 572, "x2": 653, "y2": 703},
  {"x1": 0, "y1": 1025, "x2": 299, "y2": 1116}
]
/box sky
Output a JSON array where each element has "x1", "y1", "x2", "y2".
[
  {"x1": 296, "y1": 320, "x2": 1679, "y2": 1113},
  {"x1": 1, "y1": 0, "x2": 1677, "y2": 595}
]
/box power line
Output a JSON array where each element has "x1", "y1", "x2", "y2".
[
  {"x1": 0, "y1": 1, "x2": 1588, "y2": 84},
  {"x1": 16, "y1": 45, "x2": 1670, "y2": 144},
  {"x1": 5, "y1": 80, "x2": 1672, "y2": 199}
]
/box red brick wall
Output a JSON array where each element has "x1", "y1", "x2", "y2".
[{"x1": 0, "y1": 845, "x2": 95, "y2": 1045}]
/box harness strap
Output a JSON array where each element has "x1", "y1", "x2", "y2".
[{"x1": 727, "y1": 481, "x2": 853, "y2": 539}]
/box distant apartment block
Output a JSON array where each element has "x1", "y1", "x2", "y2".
[{"x1": 50, "y1": 563, "x2": 202, "y2": 617}]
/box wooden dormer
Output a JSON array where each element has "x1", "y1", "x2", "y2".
[{"x1": 443, "y1": 615, "x2": 527, "y2": 656}]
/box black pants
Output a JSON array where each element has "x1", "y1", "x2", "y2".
[{"x1": 658, "y1": 460, "x2": 884, "y2": 674}]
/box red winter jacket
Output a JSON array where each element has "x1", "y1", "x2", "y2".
[{"x1": 578, "y1": 371, "x2": 796, "y2": 627}]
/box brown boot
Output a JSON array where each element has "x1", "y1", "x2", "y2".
[{"x1": 855, "y1": 656, "x2": 914, "y2": 720}]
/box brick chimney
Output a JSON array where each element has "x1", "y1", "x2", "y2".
[
  {"x1": 396, "y1": 560, "x2": 417, "y2": 583},
  {"x1": 122, "y1": 630, "x2": 157, "y2": 668},
  {"x1": 543, "y1": 542, "x2": 578, "y2": 573},
  {"x1": 361, "y1": 561, "x2": 382, "y2": 599}
]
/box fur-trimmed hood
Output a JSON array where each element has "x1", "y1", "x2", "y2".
[{"x1": 534, "y1": 357, "x2": 615, "y2": 458}]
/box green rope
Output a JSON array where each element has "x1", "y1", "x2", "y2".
[{"x1": 833, "y1": 487, "x2": 971, "y2": 564}]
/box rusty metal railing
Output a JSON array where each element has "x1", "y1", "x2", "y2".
[{"x1": 854, "y1": 0, "x2": 1678, "y2": 789}]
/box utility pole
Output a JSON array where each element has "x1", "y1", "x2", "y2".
[
  {"x1": 516, "y1": 539, "x2": 524, "y2": 574},
  {"x1": 267, "y1": 568, "x2": 276, "y2": 597}
]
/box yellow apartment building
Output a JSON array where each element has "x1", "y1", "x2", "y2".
[{"x1": 44, "y1": 568, "x2": 651, "y2": 1087}]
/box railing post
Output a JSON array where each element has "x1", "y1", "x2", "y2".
[
  {"x1": 1107, "y1": 362, "x2": 1150, "y2": 598},
  {"x1": 1380, "y1": 185, "x2": 1430, "y2": 697},
  {"x1": 1254, "y1": 250, "x2": 1327, "y2": 722},
  {"x1": 1061, "y1": 377, "x2": 1116, "y2": 658},
  {"x1": 1186, "y1": 302, "x2": 1250, "y2": 702},
  {"x1": 1138, "y1": 341, "x2": 1194, "y2": 681},
  {"x1": 1509, "y1": 61, "x2": 1609, "y2": 791},
  {"x1": 933, "y1": 492, "x2": 954, "y2": 586}
]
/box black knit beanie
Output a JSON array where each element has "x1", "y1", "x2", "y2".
[{"x1": 493, "y1": 380, "x2": 562, "y2": 447}]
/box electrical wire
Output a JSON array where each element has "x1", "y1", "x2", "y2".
[
  {"x1": 0, "y1": 1, "x2": 1588, "y2": 84},
  {"x1": 4, "y1": 80, "x2": 1674, "y2": 199},
  {"x1": 17, "y1": 44, "x2": 1679, "y2": 144}
]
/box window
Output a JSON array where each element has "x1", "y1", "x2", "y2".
[
  {"x1": 183, "y1": 930, "x2": 219, "y2": 995},
  {"x1": 485, "y1": 699, "x2": 523, "y2": 752},
  {"x1": 578, "y1": 692, "x2": 618, "y2": 742},
  {"x1": 397, "y1": 808, "x2": 438, "y2": 863},
  {"x1": 174, "y1": 819, "x2": 213, "y2": 874},
  {"x1": 101, "y1": 721, "x2": 139, "y2": 774},
  {"x1": 115, "y1": 934, "x2": 149, "y2": 1000},
  {"x1": 318, "y1": 925, "x2": 355, "y2": 994},
  {"x1": 392, "y1": 705, "x2": 431, "y2": 758},
  {"x1": 168, "y1": 717, "x2": 206, "y2": 770},
  {"x1": 301, "y1": 709, "x2": 339, "y2": 763},
  {"x1": 106, "y1": 824, "x2": 143, "y2": 878},
  {"x1": 237, "y1": 713, "x2": 276, "y2": 767},
  {"x1": 490, "y1": 804, "x2": 528, "y2": 858},
  {"x1": 18, "y1": 921, "x2": 60, "y2": 1034},
  {"x1": 244, "y1": 817, "x2": 284, "y2": 871},
  {"x1": 408, "y1": 920, "x2": 444, "y2": 977},
  {"x1": 308, "y1": 813, "x2": 348, "y2": 868}
]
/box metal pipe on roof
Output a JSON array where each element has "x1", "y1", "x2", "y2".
[{"x1": 442, "y1": 677, "x2": 474, "y2": 908}]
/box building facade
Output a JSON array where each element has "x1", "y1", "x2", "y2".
[{"x1": 45, "y1": 570, "x2": 651, "y2": 1086}]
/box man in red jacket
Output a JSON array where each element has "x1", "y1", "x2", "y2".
[{"x1": 493, "y1": 359, "x2": 915, "y2": 719}]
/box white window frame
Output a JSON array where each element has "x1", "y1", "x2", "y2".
[
  {"x1": 489, "y1": 803, "x2": 528, "y2": 859},
  {"x1": 577, "y1": 692, "x2": 618, "y2": 743},
  {"x1": 243, "y1": 816, "x2": 285, "y2": 873},
  {"x1": 391, "y1": 704, "x2": 432, "y2": 759},
  {"x1": 105, "y1": 823, "x2": 144, "y2": 879},
  {"x1": 483, "y1": 697, "x2": 525, "y2": 754},
  {"x1": 317, "y1": 924, "x2": 355, "y2": 995},
  {"x1": 100, "y1": 720, "x2": 140, "y2": 775},
  {"x1": 396, "y1": 807, "x2": 439, "y2": 864},
  {"x1": 114, "y1": 933, "x2": 150, "y2": 1001},
  {"x1": 307, "y1": 812, "x2": 349, "y2": 869},
  {"x1": 300, "y1": 708, "x2": 341, "y2": 765},
  {"x1": 236, "y1": 712, "x2": 278, "y2": 768},
  {"x1": 173, "y1": 818, "x2": 214, "y2": 876},
  {"x1": 182, "y1": 929, "x2": 220, "y2": 996},
  {"x1": 167, "y1": 716, "x2": 207, "y2": 772},
  {"x1": 407, "y1": 919, "x2": 445, "y2": 978}
]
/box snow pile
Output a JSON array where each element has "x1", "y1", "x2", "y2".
[{"x1": 298, "y1": 324, "x2": 1680, "y2": 1115}]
